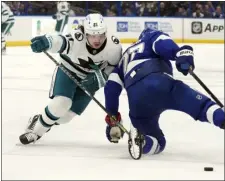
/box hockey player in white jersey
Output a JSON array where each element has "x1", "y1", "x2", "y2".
[
  {"x1": 52, "y1": 1, "x2": 70, "y2": 34},
  {"x1": 1, "y1": 2, "x2": 15, "y2": 54},
  {"x1": 19, "y1": 13, "x2": 122, "y2": 145}
]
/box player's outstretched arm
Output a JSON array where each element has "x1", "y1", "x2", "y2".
[
  {"x1": 30, "y1": 34, "x2": 69, "y2": 54},
  {"x1": 152, "y1": 33, "x2": 195, "y2": 76},
  {"x1": 104, "y1": 66, "x2": 125, "y2": 143}
]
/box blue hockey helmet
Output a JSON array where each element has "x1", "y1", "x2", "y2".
[
  {"x1": 138, "y1": 27, "x2": 159, "y2": 40},
  {"x1": 138, "y1": 28, "x2": 151, "y2": 40}
]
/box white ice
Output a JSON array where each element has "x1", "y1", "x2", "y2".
[{"x1": 1, "y1": 44, "x2": 224, "y2": 180}]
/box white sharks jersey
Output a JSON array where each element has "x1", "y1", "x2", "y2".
[
  {"x1": 48, "y1": 26, "x2": 122, "y2": 79},
  {"x1": 1, "y1": 2, "x2": 14, "y2": 23}
]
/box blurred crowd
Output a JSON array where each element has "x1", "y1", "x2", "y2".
[{"x1": 4, "y1": 1, "x2": 225, "y2": 18}]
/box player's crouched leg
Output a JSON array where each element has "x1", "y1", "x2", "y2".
[
  {"x1": 169, "y1": 79, "x2": 224, "y2": 129},
  {"x1": 143, "y1": 135, "x2": 166, "y2": 155},
  {"x1": 19, "y1": 96, "x2": 72, "y2": 144},
  {"x1": 129, "y1": 114, "x2": 166, "y2": 155}
]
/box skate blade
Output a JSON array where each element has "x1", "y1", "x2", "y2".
[{"x1": 128, "y1": 123, "x2": 143, "y2": 160}]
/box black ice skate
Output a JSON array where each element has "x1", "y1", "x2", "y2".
[
  {"x1": 128, "y1": 124, "x2": 144, "y2": 160},
  {"x1": 19, "y1": 114, "x2": 42, "y2": 145},
  {"x1": 19, "y1": 114, "x2": 55, "y2": 145},
  {"x1": 19, "y1": 132, "x2": 41, "y2": 145}
]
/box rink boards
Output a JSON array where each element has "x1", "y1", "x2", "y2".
[{"x1": 5, "y1": 16, "x2": 224, "y2": 46}]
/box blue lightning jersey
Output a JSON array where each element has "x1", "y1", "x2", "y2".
[{"x1": 104, "y1": 28, "x2": 181, "y2": 115}]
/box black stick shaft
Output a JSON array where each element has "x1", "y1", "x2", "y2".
[
  {"x1": 44, "y1": 51, "x2": 129, "y2": 134},
  {"x1": 189, "y1": 68, "x2": 224, "y2": 108}
]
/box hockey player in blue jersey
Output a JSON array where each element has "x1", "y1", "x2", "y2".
[{"x1": 103, "y1": 28, "x2": 225, "y2": 156}]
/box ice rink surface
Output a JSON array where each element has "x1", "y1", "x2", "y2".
[{"x1": 1, "y1": 44, "x2": 224, "y2": 180}]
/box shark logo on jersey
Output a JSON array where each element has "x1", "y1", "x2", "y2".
[
  {"x1": 75, "y1": 32, "x2": 84, "y2": 41},
  {"x1": 77, "y1": 57, "x2": 105, "y2": 70}
]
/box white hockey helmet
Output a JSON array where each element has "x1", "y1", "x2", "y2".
[{"x1": 83, "y1": 13, "x2": 107, "y2": 35}]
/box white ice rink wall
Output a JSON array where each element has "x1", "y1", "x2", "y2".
[{"x1": 6, "y1": 16, "x2": 224, "y2": 46}]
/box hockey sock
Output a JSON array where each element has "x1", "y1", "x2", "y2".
[
  {"x1": 143, "y1": 135, "x2": 165, "y2": 154},
  {"x1": 199, "y1": 101, "x2": 225, "y2": 128}
]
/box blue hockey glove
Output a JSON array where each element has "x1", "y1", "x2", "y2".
[
  {"x1": 30, "y1": 35, "x2": 52, "y2": 53},
  {"x1": 105, "y1": 112, "x2": 124, "y2": 143},
  {"x1": 175, "y1": 45, "x2": 195, "y2": 76}
]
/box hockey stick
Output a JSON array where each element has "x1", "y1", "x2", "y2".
[
  {"x1": 43, "y1": 51, "x2": 129, "y2": 135},
  {"x1": 189, "y1": 67, "x2": 224, "y2": 108}
]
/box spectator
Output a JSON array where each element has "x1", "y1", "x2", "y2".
[
  {"x1": 137, "y1": 2, "x2": 146, "y2": 16},
  {"x1": 175, "y1": 7, "x2": 187, "y2": 17},
  {"x1": 125, "y1": 8, "x2": 135, "y2": 16},
  {"x1": 192, "y1": 8, "x2": 204, "y2": 17},
  {"x1": 135, "y1": 1, "x2": 142, "y2": 9},
  {"x1": 137, "y1": 3, "x2": 149, "y2": 16},
  {"x1": 18, "y1": 3, "x2": 26, "y2": 15},
  {"x1": 204, "y1": 4, "x2": 213, "y2": 17},
  {"x1": 166, "y1": 2, "x2": 179, "y2": 16},
  {"x1": 110, "y1": 4, "x2": 117, "y2": 16},
  {"x1": 159, "y1": 2, "x2": 168, "y2": 16},
  {"x1": 148, "y1": 2, "x2": 158, "y2": 16},
  {"x1": 106, "y1": 9, "x2": 116, "y2": 16},
  {"x1": 213, "y1": 6, "x2": 224, "y2": 18},
  {"x1": 11, "y1": 1, "x2": 21, "y2": 15},
  {"x1": 198, "y1": 4, "x2": 204, "y2": 14},
  {"x1": 207, "y1": 1, "x2": 216, "y2": 13}
]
